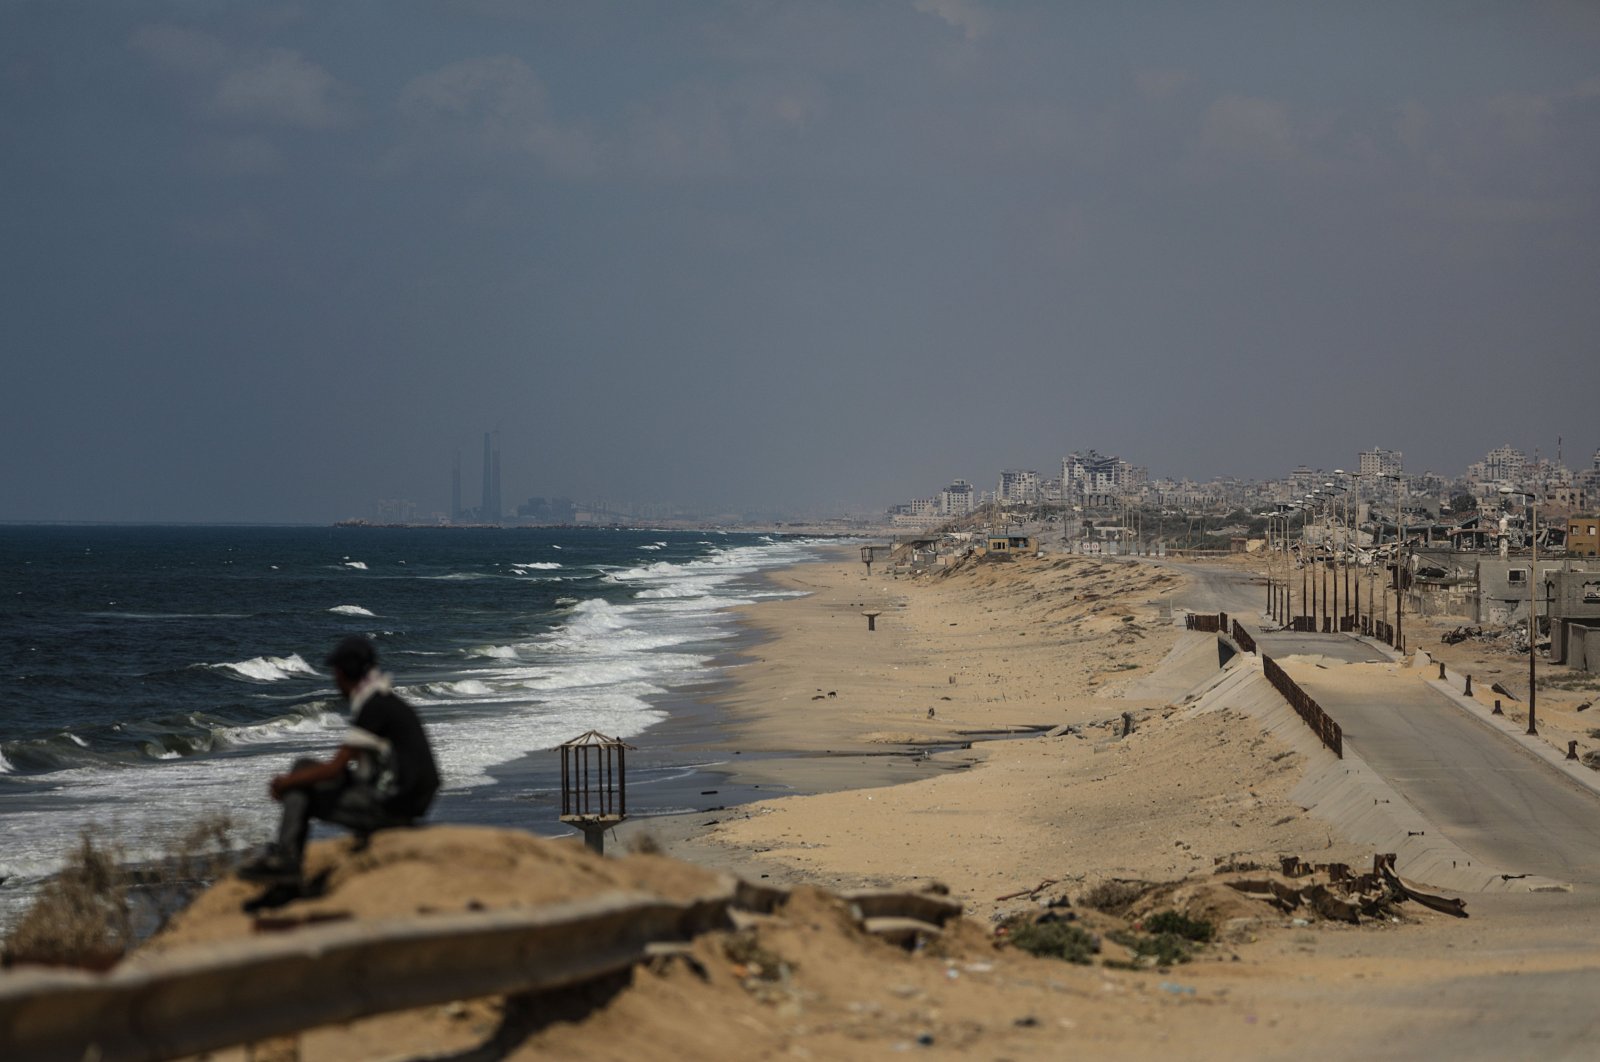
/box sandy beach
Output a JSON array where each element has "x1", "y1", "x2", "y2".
[
  {"x1": 640, "y1": 550, "x2": 1375, "y2": 915},
  {"x1": 20, "y1": 547, "x2": 1600, "y2": 1061}
]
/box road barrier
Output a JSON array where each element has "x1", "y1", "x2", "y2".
[
  {"x1": 1262, "y1": 653, "x2": 1342, "y2": 758},
  {"x1": 1231, "y1": 620, "x2": 1257, "y2": 654},
  {"x1": 1186, "y1": 612, "x2": 1223, "y2": 633}
]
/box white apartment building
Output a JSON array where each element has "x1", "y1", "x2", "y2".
[
  {"x1": 1358, "y1": 448, "x2": 1403, "y2": 478},
  {"x1": 940, "y1": 480, "x2": 975, "y2": 516},
  {"x1": 997, "y1": 469, "x2": 1040, "y2": 505},
  {"x1": 1063, "y1": 450, "x2": 1141, "y2": 501}
]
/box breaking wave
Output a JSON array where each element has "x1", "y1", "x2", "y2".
[{"x1": 205, "y1": 653, "x2": 319, "y2": 682}]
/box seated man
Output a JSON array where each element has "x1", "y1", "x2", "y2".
[{"x1": 240, "y1": 635, "x2": 440, "y2": 883}]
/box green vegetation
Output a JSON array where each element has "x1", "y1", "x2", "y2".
[
  {"x1": 1107, "y1": 928, "x2": 1196, "y2": 966},
  {"x1": 1004, "y1": 917, "x2": 1100, "y2": 964},
  {"x1": 1104, "y1": 910, "x2": 1216, "y2": 968},
  {"x1": 1142, "y1": 910, "x2": 1215, "y2": 943}
]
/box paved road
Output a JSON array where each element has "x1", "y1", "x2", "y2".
[
  {"x1": 1160, "y1": 560, "x2": 1600, "y2": 1057},
  {"x1": 1295, "y1": 670, "x2": 1600, "y2": 883},
  {"x1": 1163, "y1": 560, "x2": 1264, "y2": 616},
  {"x1": 1167, "y1": 559, "x2": 1600, "y2": 883}
]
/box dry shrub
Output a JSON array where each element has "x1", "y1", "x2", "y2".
[
  {"x1": 1080, "y1": 879, "x2": 1149, "y2": 914},
  {"x1": 3, "y1": 829, "x2": 132, "y2": 968},
  {"x1": 2, "y1": 813, "x2": 239, "y2": 968}
]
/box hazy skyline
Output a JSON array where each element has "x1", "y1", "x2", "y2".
[{"x1": 3, "y1": 2, "x2": 1597, "y2": 522}]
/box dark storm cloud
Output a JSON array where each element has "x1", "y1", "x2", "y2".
[{"x1": 1, "y1": 2, "x2": 1596, "y2": 521}]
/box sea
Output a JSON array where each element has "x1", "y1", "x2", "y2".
[{"x1": 0, "y1": 524, "x2": 827, "y2": 929}]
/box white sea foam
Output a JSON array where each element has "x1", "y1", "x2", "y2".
[
  {"x1": 343, "y1": 560, "x2": 368, "y2": 570},
  {"x1": 468, "y1": 644, "x2": 522, "y2": 660},
  {"x1": 66, "y1": 733, "x2": 88, "y2": 748},
  {"x1": 214, "y1": 708, "x2": 342, "y2": 747},
  {"x1": 638, "y1": 544, "x2": 662, "y2": 551},
  {"x1": 208, "y1": 653, "x2": 319, "y2": 682},
  {"x1": 513, "y1": 562, "x2": 563, "y2": 571},
  {"x1": 415, "y1": 679, "x2": 496, "y2": 699},
  {"x1": 329, "y1": 604, "x2": 376, "y2": 617},
  {"x1": 0, "y1": 748, "x2": 11, "y2": 774}
]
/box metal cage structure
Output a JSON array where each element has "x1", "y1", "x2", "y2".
[{"x1": 558, "y1": 730, "x2": 633, "y2": 853}]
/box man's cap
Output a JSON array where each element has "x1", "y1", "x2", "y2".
[{"x1": 324, "y1": 635, "x2": 377, "y2": 678}]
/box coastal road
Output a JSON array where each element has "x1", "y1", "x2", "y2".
[
  {"x1": 1162, "y1": 560, "x2": 1263, "y2": 617},
  {"x1": 1169, "y1": 559, "x2": 1600, "y2": 884},
  {"x1": 1294, "y1": 669, "x2": 1600, "y2": 884}
]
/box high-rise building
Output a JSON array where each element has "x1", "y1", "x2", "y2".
[
  {"x1": 997, "y1": 469, "x2": 1040, "y2": 505},
  {"x1": 490, "y1": 442, "x2": 502, "y2": 522},
  {"x1": 481, "y1": 433, "x2": 492, "y2": 520},
  {"x1": 451, "y1": 450, "x2": 462, "y2": 522},
  {"x1": 480, "y1": 431, "x2": 502, "y2": 522},
  {"x1": 940, "y1": 480, "x2": 974, "y2": 516},
  {"x1": 1062, "y1": 450, "x2": 1136, "y2": 501},
  {"x1": 1358, "y1": 448, "x2": 1403, "y2": 478}
]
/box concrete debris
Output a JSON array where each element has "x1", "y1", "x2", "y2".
[{"x1": 1221, "y1": 854, "x2": 1467, "y2": 924}]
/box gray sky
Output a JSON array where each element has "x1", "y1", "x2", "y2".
[{"x1": 3, "y1": 1, "x2": 1597, "y2": 522}]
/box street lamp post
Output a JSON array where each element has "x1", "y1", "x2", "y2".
[
  {"x1": 1312, "y1": 491, "x2": 1331, "y2": 631},
  {"x1": 1339, "y1": 469, "x2": 1363, "y2": 630},
  {"x1": 1500, "y1": 486, "x2": 1539, "y2": 735},
  {"x1": 1305, "y1": 494, "x2": 1317, "y2": 629},
  {"x1": 1272, "y1": 506, "x2": 1295, "y2": 624},
  {"x1": 1324, "y1": 481, "x2": 1348, "y2": 631},
  {"x1": 1382, "y1": 472, "x2": 1406, "y2": 651},
  {"x1": 1264, "y1": 511, "x2": 1274, "y2": 617},
  {"x1": 1286, "y1": 505, "x2": 1299, "y2": 623}
]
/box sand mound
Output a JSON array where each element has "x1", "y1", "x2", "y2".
[
  {"x1": 145, "y1": 825, "x2": 728, "y2": 954},
  {"x1": 122, "y1": 824, "x2": 1324, "y2": 1060}
]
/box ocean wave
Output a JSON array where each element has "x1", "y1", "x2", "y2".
[
  {"x1": 343, "y1": 560, "x2": 368, "y2": 570},
  {"x1": 638, "y1": 544, "x2": 662, "y2": 551},
  {"x1": 214, "y1": 705, "x2": 342, "y2": 747},
  {"x1": 416, "y1": 678, "x2": 496, "y2": 698},
  {"x1": 329, "y1": 604, "x2": 376, "y2": 617},
  {"x1": 513, "y1": 562, "x2": 563, "y2": 571},
  {"x1": 633, "y1": 583, "x2": 712, "y2": 599},
  {"x1": 206, "y1": 653, "x2": 319, "y2": 682},
  {"x1": 467, "y1": 644, "x2": 522, "y2": 660},
  {"x1": 554, "y1": 596, "x2": 580, "y2": 606},
  {"x1": 0, "y1": 749, "x2": 11, "y2": 774}
]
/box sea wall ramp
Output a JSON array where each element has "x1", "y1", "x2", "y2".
[{"x1": 1182, "y1": 655, "x2": 1560, "y2": 894}]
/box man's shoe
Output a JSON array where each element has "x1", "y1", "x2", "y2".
[{"x1": 237, "y1": 848, "x2": 302, "y2": 884}]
